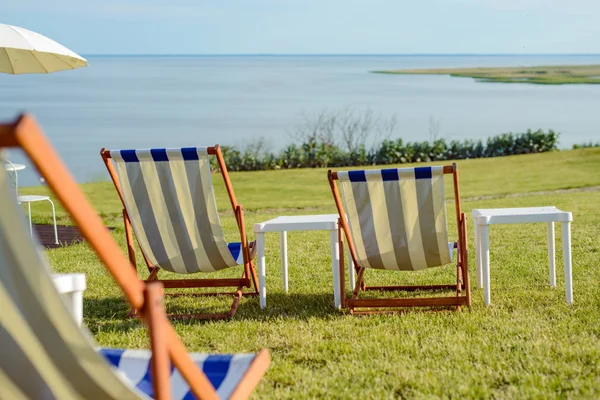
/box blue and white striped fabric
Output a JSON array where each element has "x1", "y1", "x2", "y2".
[
  {"x1": 100, "y1": 348, "x2": 257, "y2": 400},
  {"x1": 337, "y1": 166, "x2": 453, "y2": 271},
  {"x1": 110, "y1": 147, "x2": 244, "y2": 274}
]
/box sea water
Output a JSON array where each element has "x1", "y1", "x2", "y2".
[{"x1": 1, "y1": 54, "x2": 599, "y2": 185}]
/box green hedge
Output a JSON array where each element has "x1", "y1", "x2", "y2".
[
  {"x1": 572, "y1": 141, "x2": 600, "y2": 149},
  {"x1": 213, "y1": 129, "x2": 559, "y2": 172}
]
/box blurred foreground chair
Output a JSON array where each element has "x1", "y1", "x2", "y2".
[
  {"x1": 101, "y1": 146, "x2": 258, "y2": 320},
  {"x1": 328, "y1": 165, "x2": 471, "y2": 314},
  {"x1": 0, "y1": 114, "x2": 270, "y2": 400}
]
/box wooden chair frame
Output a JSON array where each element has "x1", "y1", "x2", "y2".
[
  {"x1": 0, "y1": 114, "x2": 270, "y2": 400},
  {"x1": 328, "y1": 164, "x2": 471, "y2": 314},
  {"x1": 100, "y1": 145, "x2": 259, "y2": 320}
]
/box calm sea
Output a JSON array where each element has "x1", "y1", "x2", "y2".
[{"x1": 1, "y1": 54, "x2": 599, "y2": 185}]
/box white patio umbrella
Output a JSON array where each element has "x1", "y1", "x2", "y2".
[{"x1": 0, "y1": 23, "x2": 87, "y2": 74}]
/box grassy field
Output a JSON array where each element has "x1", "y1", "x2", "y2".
[
  {"x1": 373, "y1": 65, "x2": 600, "y2": 85},
  {"x1": 29, "y1": 148, "x2": 600, "y2": 398}
]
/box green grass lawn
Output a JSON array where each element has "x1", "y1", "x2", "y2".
[
  {"x1": 30, "y1": 148, "x2": 600, "y2": 398},
  {"x1": 373, "y1": 65, "x2": 600, "y2": 85}
]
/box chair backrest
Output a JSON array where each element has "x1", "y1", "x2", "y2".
[
  {"x1": 0, "y1": 166, "x2": 145, "y2": 400},
  {"x1": 109, "y1": 148, "x2": 239, "y2": 274},
  {"x1": 335, "y1": 166, "x2": 452, "y2": 271}
]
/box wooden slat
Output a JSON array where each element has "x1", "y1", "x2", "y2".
[
  {"x1": 151, "y1": 278, "x2": 250, "y2": 288},
  {"x1": 364, "y1": 284, "x2": 458, "y2": 292},
  {"x1": 347, "y1": 296, "x2": 469, "y2": 308}
]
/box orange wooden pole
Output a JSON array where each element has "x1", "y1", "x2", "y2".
[
  {"x1": 328, "y1": 170, "x2": 361, "y2": 271},
  {"x1": 145, "y1": 282, "x2": 171, "y2": 400},
  {"x1": 338, "y1": 218, "x2": 346, "y2": 309},
  {"x1": 237, "y1": 205, "x2": 252, "y2": 288},
  {"x1": 213, "y1": 145, "x2": 238, "y2": 211},
  {"x1": 100, "y1": 148, "x2": 126, "y2": 207},
  {"x1": 123, "y1": 209, "x2": 137, "y2": 270}
]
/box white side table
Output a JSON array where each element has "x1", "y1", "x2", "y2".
[
  {"x1": 472, "y1": 207, "x2": 573, "y2": 305},
  {"x1": 3, "y1": 162, "x2": 26, "y2": 172},
  {"x1": 52, "y1": 273, "x2": 87, "y2": 326},
  {"x1": 4, "y1": 161, "x2": 59, "y2": 244},
  {"x1": 254, "y1": 214, "x2": 353, "y2": 310}
]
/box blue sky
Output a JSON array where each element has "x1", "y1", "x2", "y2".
[{"x1": 3, "y1": 0, "x2": 599, "y2": 55}]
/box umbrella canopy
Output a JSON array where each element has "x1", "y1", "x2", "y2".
[{"x1": 0, "y1": 23, "x2": 87, "y2": 74}]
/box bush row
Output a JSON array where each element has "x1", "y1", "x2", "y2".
[
  {"x1": 212, "y1": 129, "x2": 559, "y2": 172},
  {"x1": 572, "y1": 141, "x2": 600, "y2": 149}
]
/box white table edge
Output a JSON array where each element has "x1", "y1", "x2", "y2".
[{"x1": 254, "y1": 221, "x2": 339, "y2": 232}]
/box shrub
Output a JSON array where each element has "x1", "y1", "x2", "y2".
[
  {"x1": 213, "y1": 129, "x2": 560, "y2": 172},
  {"x1": 573, "y1": 141, "x2": 600, "y2": 149}
]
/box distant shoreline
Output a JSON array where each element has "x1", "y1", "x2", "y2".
[
  {"x1": 372, "y1": 65, "x2": 600, "y2": 85},
  {"x1": 82, "y1": 53, "x2": 600, "y2": 58}
]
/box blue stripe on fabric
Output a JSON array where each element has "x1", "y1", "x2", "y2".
[
  {"x1": 228, "y1": 242, "x2": 241, "y2": 263},
  {"x1": 347, "y1": 170, "x2": 366, "y2": 182},
  {"x1": 182, "y1": 391, "x2": 196, "y2": 400},
  {"x1": 135, "y1": 365, "x2": 155, "y2": 399},
  {"x1": 203, "y1": 355, "x2": 233, "y2": 390},
  {"x1": 150, "y1": 148, "x2": 169, "y2": 162},
  {"x1": 381, "y1": 169, "x2": 399, "y2": 181},
  {"x1": 120, "y1": 150, "x2": 139, "y2": 163},
  {"x1": 414, "y1": 167, "x2": 432, "y2": 180},
  {"x1": 134, "y1": 356, "x2": 175, "y2": 399},
  {"x1": 181, "y1": 147, "x2": 200, "y2": 160},
  {"x1": 99, "y1": 348, "x2": 125, "y2": 367}
]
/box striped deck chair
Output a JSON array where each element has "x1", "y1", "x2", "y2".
[
  {"x1": 100, "y1": 146, "x2": 258, "y2": 319},
  {"x1": 328, "y1": 165, "x2": 471, "y2": 314},
  {"x1": 0, "y1": 114, "x2": 270, "y2": 400}
]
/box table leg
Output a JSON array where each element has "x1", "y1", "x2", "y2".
[
  {"x1": 480, "y1": 224, "x2": 491, "y2": 305},
  {"x1": 69, "y1": 290, "x2": 84, "y2": 327},
  {"x1": 280, "y1": 231, "x2": 288, "y2": 293},
  {"x1": 347, "y1": 244, "x2": 355, "y2": 290},
  {"x1": 562, "y1": 221, "x2": 573, "y2": 304},
  {"x1": 474, "y1": 219, "x2": 483, "y2": 288},
  {"x1": 547, "y1": 221, "x2": 556, "y2": 287},
  {"x1": 330, "y1": 229, "x2": 341, "y2": 309},
  {"x1": 257, "y1": 232, "x2": 267, "y2": 309}
]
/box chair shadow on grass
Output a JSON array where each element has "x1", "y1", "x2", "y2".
[{"x1": 83, "y1": 292, "x2": 341, "y2": 333}]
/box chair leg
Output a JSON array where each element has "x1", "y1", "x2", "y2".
[
  {"x1": 456, "y1": 243, "x2": 463, "y2": 296},
  {"x1": 227, "y1": 286, "x2": 244, "y2": 319},
  {"x1": 249, "y1": 260, "x2": 260, "y2": 295},
  {"x1": 463, "y1": 250, "x2": 471, "y2": 307},
  {"x1": 460, "y1": 213, "x2": 471, "y2": 307},
  {"x1": 147, "y1": 267, "x2": 160, "y2": 281},
  {"x1": 338, "y1": 221, "x2": 346, "y2": 309},
  {"x1": 457, "y1": 263, "x2": 463, "y2": 296},
  {"x1": 353, "y1": 267, "x2": 365, "y2": 299},
  {"x1": 456, "y1": 262, "x2": 463, "y2": 312},
  {"x1": 47, "y1": 198, "x2": 59, "y2": 244}
]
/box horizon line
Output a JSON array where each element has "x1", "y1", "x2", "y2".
[{"x1": 82, "y1": 52, "x2": 600, "y2": 57}]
